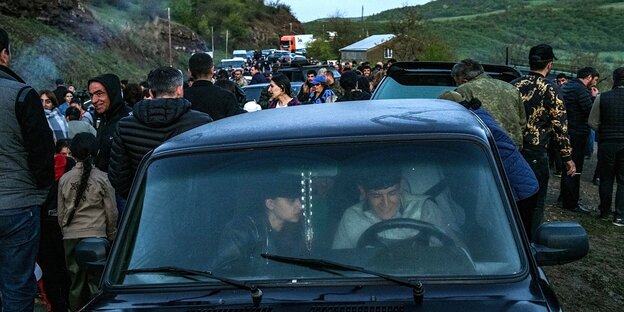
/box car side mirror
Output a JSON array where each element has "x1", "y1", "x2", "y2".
[
  {"x1": 533, "y1": 222, "x2": 589, "y2": 266},
  {"x1": 75, "y1": 237, "x2": 110, "y2": 275}
]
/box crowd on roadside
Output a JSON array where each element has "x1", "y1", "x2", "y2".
[{"x1": 2, "y1": 23, "x2": 624, "y2": 311}]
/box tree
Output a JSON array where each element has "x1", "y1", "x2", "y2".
[
  {"x1": 307, "y1": 39, "x2": 336, "y2": 61},
  {"x1": 321, "y1": 12, "x2": 361, "y2": 60},
  {"x1": 387, "y1": 6, "x2": 453, "y2": 61}
]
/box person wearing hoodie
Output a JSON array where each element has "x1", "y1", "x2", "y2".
[
  {"x1": 337, "y1": 70, "x2": 371, "y2": 102},
  {"x1": 108, "y1": 67, "x2": 212, "y2": 198},
  {"x1": 88, "y1": 73, "x2": 132, "y2": 173}
]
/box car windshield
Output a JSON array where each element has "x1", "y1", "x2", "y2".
[
  {"x1": 220, "y1": 59, "x2": 245, "y2": 69},
  {"x1": 114, "y1": 141, "x2": 523, "y2": 286},
  {"x1": 372, "y1": 74, "x2": 456, "y2": 99}
]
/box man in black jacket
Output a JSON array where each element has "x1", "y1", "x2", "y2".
[
  {"x1": 559, "y1": 67, "x2": 599, "y2": 212},
  {"x1": 589, "y1": 67, "x2": 624, "y2": 224},
  {"x1": 88, "y1": 73, "x2": 132, "y2": 172},
  {"x1": 184, "y1": 52, "x2": 242, "y2": 120},
  {"x1": 109, "y1": 67, "x2": 212, "y2": 198},
  {"x1": 0, "y1": 27, "x2": 55, "y2": 311}
]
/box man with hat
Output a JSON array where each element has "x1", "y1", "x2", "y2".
[
  {"x1": 512, "y1": 44, "x2": 576, "y2": 240},
  {"x1": 212, "y1": 173, "x2": 304, "y2": 273}
]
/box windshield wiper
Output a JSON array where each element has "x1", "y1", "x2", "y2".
[
  {"x1": 124, "y1": 266, "x2": 263, "y2": 306},
  {"x1": 261, "y1": 253, "x2": 423, "y2": 305}
]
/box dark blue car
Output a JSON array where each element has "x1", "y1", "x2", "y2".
[{"x1": 78, "y1": 100, "x2": 588, "y2": 311}]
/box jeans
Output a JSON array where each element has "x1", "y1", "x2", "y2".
[
  {"x1": 560, "y1": 133, "x2": 588, "y2": 210},
  {"x1": 597, "y1": 142, "x2": 624, "y2": 219},
  {"x1": 0, "y1": 206, "x2": 40, "y2": 312},
  {"x1": 521, "y1": 147, "x2": 549, "y2": 239}
]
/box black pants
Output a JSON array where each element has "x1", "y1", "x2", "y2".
[
  {"x1": 598, "y1": 142, "x2": 624, "y2": 219},
  {"x1": 548, "y1": 140, "x2": 563, "y2": 173},
  {"x1": 38, "y1": 216, "x2": 70, "y2": 312},
  {"x1": 520, "y1": 147, "x2": 549, "y2": 240},
  {"x1": 560, "y1": 133, "x2": 588, "y2": 210}
]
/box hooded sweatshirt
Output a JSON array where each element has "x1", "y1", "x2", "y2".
[
  {"x1": 88, "y1": 73, "x2": 132, "y2": 172},
  {"x1": 108, "y1": 97, "x2": 212, "y2": 197}
]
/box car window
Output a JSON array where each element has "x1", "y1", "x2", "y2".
[
  {"x1": 114, "y1": 141, "x2": 523, "y2": 286},
  {"x1": 373, "y1": 75, "x2": 456, "y2": 99},
  {"x1": 220, "y1": 60, "x2": 246, "y2": 69},
  {"x1": 242, "y1": 85, "x2": 266, "y2": 102}
]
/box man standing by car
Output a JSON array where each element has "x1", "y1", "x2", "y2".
[
  {"x1": 88, "y1": 73, "x2": 132, "y2": 216},
  {"x1": 232, "y1": 68, "x2": 248, "y2": 87},
  {"x1": 249, "y1": 63, "x2": 269, "y2": 85},
  {"x1": 452, "y1": 58, "x2": 526, "y2": 149},
  {"x1": 588, "y1": 67, "x2": 624, "y2": 225},
  {"x1": 512, "y1": 44, "x2": 576, "y2": 239},
  {"x1": 184, "y1": 52, "x2": 241, "y2": 121},
  {"x1": 88, "y1": 73, "x2": 132, "y2": 172},
  {"x1": 0, "y1": 27, "x2": 55, "y2": 312},
  {"x1": 558, "y1": 67, "x2": 600, "y2": 213},
  {"x1": 109, "y1": 67, "x2": 212, "y2": 198}
]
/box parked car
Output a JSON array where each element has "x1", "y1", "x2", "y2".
[
  {"x1": 77, "y1": 100, "x2": 588, "y2": 311},
  {"x1": 278, "y1": 65, "x2": 341, "y2": 83},
  {"x1": 241, "y1": 81, "x2": 303, "y2": 104},
  {"x1": 232, "y1": 50, "x2": 248, "y2": 60},
  {"x1": 218, "y1": 57, "x2": 246, "y2": 70},
  {"x1": 372, "y1": 61, "x2": 522, "y2": 100},
  {"x1": 266, "y1": 50, "x2": 291, "y2": 63}
]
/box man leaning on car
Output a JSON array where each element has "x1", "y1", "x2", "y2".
[{"x1": 452, "y1": 58, "x2": 526, "y2": 150}]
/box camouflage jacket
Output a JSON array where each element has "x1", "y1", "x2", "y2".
[
  {"x1": 512, "y1": 72, "x2": 572, "y2": 161},
  {"x1": 329, "y1": 82, "x2": 345, "y2": 98},
  {"x1": 456, "y1": 73, "x2": 526, "y2": 149}
]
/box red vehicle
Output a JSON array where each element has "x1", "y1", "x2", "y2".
[{"x1": 280, "y1": 34, "x2": 313, "y2": 53}]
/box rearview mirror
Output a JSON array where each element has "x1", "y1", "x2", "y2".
[
  {"x1": 533, "y1": 222, "x2": 589, "y2": 266},
  {"x1": 75, "y1": 237, "x2": 110, "y2": 276}
]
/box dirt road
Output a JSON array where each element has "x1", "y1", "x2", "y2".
[{"x1": 543, "y1": 150, "x2": 624, "y2": 312}]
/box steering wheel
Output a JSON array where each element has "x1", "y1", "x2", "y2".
[{"x1": 356, "y1": 218, "x2": 456, "y2": 249}]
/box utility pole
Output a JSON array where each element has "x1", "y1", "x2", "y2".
[
  {"x1": 168, "y1": 7, "x2": 172, "y2": 67},
  {"x1": 289, "y1": 22, "x2": 292, "y2": 34},
  {"x1": 211, "y1": 27, "x2": 214, "y2": 56},
  {"x1": 225, "y1": 29, "x2": 229, "y2": 58}
]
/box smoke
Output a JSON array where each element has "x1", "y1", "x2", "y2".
[{"x1": 12, "y1": 37, "x2": 62, "y2": 91}]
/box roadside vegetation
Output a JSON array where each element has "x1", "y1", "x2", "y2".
[
  {"x1": 1, "y1": 0, "x2": 623, "y2": 91},
  {"x1": 304, "y1": 0, "x2": 624, "y2": 81}
]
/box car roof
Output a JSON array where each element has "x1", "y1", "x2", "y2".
[{"x1": 156, "y1": 100, "x2": 490, "y2": 155}]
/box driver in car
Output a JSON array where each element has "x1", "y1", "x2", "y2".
[
  {"x1": 212, "y1": 174, "x2": 305, "y2": 273},
  {"x1": 332, "y1": 169, "x2": 460, "y2": 249}
]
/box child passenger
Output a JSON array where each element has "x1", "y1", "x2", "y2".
[{"x1": 57, "y1": 132, "x2": 117, "y2": 310}]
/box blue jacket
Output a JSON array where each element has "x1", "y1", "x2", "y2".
[{"x1": 472, "y1": 107, "x2": 539, "y2": 201}]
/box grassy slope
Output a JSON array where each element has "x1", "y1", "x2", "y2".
[
  {"x1": 304, "y1": 0, "x2": 624, "y2": 73},
  {"x1": 0, "y1": 2, "x2": 194, "y2": 92}
]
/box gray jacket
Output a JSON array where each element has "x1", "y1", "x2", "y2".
[{"x1": 0, "y1": 65, "x2": 54, "y2": 210}]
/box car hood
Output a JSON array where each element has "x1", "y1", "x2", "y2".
[{"x1": 84, "y1": 282, "x2": 556, "y2": 311}]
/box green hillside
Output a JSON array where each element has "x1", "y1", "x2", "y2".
[
  {"x1": 304, "y1": 0, "x2": 624, "y2": 75},
  {"x1": 0, "y1": 0, "x2": 298, "y2": 91}
]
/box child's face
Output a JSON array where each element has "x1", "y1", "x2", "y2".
[{"x1": 60, "y1": 146, "x2": 71, "y2": 158}]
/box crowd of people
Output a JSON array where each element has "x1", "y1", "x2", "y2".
[
  {"x1": 1, "y1": 23, "x2": 624, "y2": 312},
  {"x1": 206, "y1": 49, "x2": 392, "y2": 111}
]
